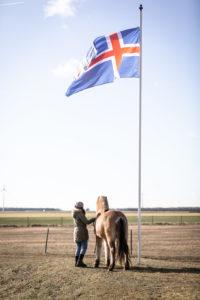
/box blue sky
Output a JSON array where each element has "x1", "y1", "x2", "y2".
[{"x1": 0, "y1": 0, "x2": 199, "y2": 210}]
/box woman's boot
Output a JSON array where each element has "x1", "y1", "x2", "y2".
[
  {"x1": 77, "y1": 254, "x2": 87, "y2": 267},
  {"x1": 75, "y1": 256, "x2": 79, "y2": 267}
]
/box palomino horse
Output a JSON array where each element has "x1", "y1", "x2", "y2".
[{"x1": 94, "y1": 196, "x2": 131, "y2": 271}]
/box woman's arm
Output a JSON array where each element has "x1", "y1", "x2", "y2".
[{"x1": 78, "y1": 213, "x2": 96, "y2": 225}]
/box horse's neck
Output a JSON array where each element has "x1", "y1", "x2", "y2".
[
  {"x1": 96, "y1": 196, "x2": 109, "y2": 215},
  {"x1": 96, "y1": 212, "x2": 101, "y2": 218},
  {"x1": 96, "y1": 209, "x2": 104, "y2": 216},
  {"x1": 96, "y1": 208, "x2": 109, "y2": 217}
]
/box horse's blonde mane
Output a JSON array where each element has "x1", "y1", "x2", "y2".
[{"x1": 96, "y1": 196, "x2": 109, "y2": 215}]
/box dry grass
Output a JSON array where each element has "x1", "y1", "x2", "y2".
[
  {"x1": 0, "y1": 225, "x2": 200, "y2": 299},
  {"x1": 1, "y1": 211, "x2": 200, "y2": 218},
  {"x1": 0, "y1": 212, "x2": 76, "y2": 219}
]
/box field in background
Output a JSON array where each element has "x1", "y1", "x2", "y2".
[
  {"x1": 0, "y1": 211, "x2": 200, "y2": 226},
  {"x1": 0, "y1": 225, "x2": 200, "y2": 299}
]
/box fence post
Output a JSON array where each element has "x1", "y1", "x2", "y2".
[
  {"x1": 27, "y1": 217, "x2": 29, "y2": 227},
  {"x1": 45, "y1": 227, "x2": 49, "y2": 254},
  {"x1": 130, "y1": 229, "x2": 132, "y2": 255}
]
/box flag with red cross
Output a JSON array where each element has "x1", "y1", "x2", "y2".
[{"x1": 66, "y1": 27, "x2": 140, "y2": 97}]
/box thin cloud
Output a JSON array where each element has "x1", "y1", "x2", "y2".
[
  {"x1": 44, "y1": 0, "x2": 78, "y2": 18},
  {"x1": 52, "y1": 58, "x2": 80, "y2": 79},
  {"x1": 153, "y1": 80, "x2": 159, "y2": 88},
  {"x1": 0, "y1": 1, "x2": 24, "y2": 6},
  {"x1": 188, "y1": 132, "x2": 200, "y2": 139}
]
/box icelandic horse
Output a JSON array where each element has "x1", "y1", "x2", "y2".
[{"x1": 94, "y1": 196, "x2": 131, "y2": 271}]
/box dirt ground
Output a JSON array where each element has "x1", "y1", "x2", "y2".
[{"x1": 0, "y1": 225, "x2": 200, "y2": 299}]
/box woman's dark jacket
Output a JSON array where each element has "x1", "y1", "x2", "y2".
[{"x1": 72, "y1": 209, "x2": 95, "y2": 242}]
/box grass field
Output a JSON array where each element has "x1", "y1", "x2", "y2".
[
  {"x1": 0, "y1": 211, "x2": 200, "y2": 226},
  {"x1": 0, "y1": 225, "x2": 200, "y2": 299}
]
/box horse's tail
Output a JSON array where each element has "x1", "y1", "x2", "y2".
[{"x1": 116, "y1": 218, "x2": 131, "y2": 265}]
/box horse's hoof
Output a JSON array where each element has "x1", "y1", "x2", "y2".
[
  {"x1": 108, "y1": 265, "x2": 114, "y2": 271},
  {"x1": 106, "y1": 259, "x2": 110, "y2": 267},
  {"x1": 94, "y1": 260, "x2": 100, "y2": 268}
]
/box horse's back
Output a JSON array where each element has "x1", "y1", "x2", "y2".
[
  {"x1": 96, "y1": 210, "x2": 128, "y2": 239},
  {"x1": 104, "y1": 210, "x2": 127, "y2": 223}
]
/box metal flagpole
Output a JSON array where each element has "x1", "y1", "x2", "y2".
[{"x1": 138, "y1": 4, "x2": 143, "y2": 264}]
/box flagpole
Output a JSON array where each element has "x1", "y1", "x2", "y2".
[{"x1": 138, "y1": 4, "x2": 143, "y2": 264}]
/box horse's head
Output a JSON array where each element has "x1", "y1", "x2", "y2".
[{"x1": 96, "y1": 196, "x2": 109, "y2": 215}]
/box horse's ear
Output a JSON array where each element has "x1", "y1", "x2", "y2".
[
  {"x1": 104, "y1": 197, "x2": 109, "y2": 211},
  {"x1": 96, "y1": 196, "x2": 101, "y2": 210}
]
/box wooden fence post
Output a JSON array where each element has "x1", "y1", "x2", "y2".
[{"x1": 45, "y1": 227, "x2": 49, "y2": 254}]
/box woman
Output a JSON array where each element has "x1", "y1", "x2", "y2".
[{"x1": 72, "y1": 202, "x2": 96, "y2": 267}]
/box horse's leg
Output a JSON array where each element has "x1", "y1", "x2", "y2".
[
  {"x1": 107, "y1": 239, "x2": 115, "y2": 271},
  {"x1": 124, "y1": 225, "x2": 130, "y2": 270},
  {"x1": 104, "y1": 239, "x2": 110, "y2": 267},
  {"x1": 124, "y1": 238, "x2": 130, "y2": 270},
  {"x1": 94, "y1": 236, "x2": 102, "y2": 268}
]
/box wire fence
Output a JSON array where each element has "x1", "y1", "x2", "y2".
[
  {"x1": 1, "y1": 225, "x2": 200, "y2": 262},
  {"x1": 0, "y1": 215, "x2": 200, "y2": 227}
]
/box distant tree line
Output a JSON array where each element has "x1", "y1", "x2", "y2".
[
  {"x1": 1, "y1": 208, "x2": 61, "y2": 212},
  {"x1": 118, "y1": 207, "x2": 200, "y2": 212}
]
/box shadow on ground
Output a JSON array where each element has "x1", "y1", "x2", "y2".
[{"x1": 130, "y1": 266, "x2": 200, "y2": 274}]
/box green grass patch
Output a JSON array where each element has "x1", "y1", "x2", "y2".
[
  {"x1": 127, "y1": 215, "x2": 200, "y2": 224},
  {"x1": 0, "y1": 215, "x2": 200, "y2": 226}
]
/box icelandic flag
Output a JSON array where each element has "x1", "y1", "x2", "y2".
[{"x1": 66, "y1": 27, "x2": 140, "y2": 97}]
